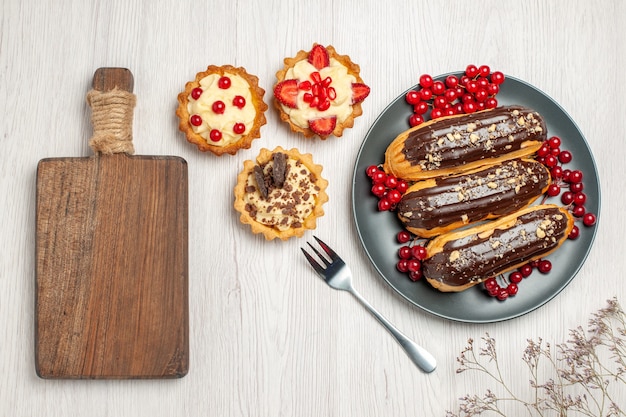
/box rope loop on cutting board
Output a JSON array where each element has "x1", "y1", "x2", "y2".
[{"x1": 87, "y1": 88, "x2": 136, "y2": 155}]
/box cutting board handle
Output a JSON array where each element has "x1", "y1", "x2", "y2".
[{"x1": 87, "y1": 67, "x2": 137, "y2": 155}]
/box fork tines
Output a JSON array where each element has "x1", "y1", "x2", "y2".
[{"x1": 301, "y1": 236, "x2": 335, "y2": 274}]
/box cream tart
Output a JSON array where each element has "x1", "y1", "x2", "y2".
[
  {"x1": 176, "y1": 65, "x2": 268, "y2": 155},
  {"x1": 234, "y1": 146, "x2": 329, "y2": 240},
  {"x1": 273, "y1": 44, "x2": 370, "y2": 139}
]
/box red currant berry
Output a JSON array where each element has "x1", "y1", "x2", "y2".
[
  {"x1": 411, "y1": 245, "x2": 428, "y2": 260},
  {"x1": 387, "y1": 189, "x2": 402, "y2": 204},
  {"x1": 445, "y1": 75, "x2": 459, "y2": 88},
  {"x1": 509, "y1": 271, "x2": 523, "y2": 284},
  {"x1": 561, "y1": 191, "x2": 575, "y2": 205},
  {"x1": 490, "y1": 71, "x2": 505, "y2": 85},
  {"x1": 377, "y1": 198, "x2": 391, "y2": 211},
  {"x1": 497, "y1": 288, "x2": 509, "y2": 301},
  {"x1": 507, "y1": 283, "x2": 519, "y2": 296},
  {"x1": 485, "y1": 97, "x2": 498, "y2": 109},
  {"x1": 396, "y1": 180, "x2": 409, "y2": 194},
  {"x1": 543, "y1": 155, "x2": 558, "y2": 168},
  {"x1": 546, "y1": 184, "x2": 561, "y2": 197},
  {"x1": 397, "y1": 230, "x2": 411, "y2": 244},
  {"x1": 432, "y1": 80, "x2": 445, "y2": 95},
  {"x1": 419, "y1": 74, "x2": 434, "y2": 88},
  {"x1": 444, "y1": 89, "x2": 457, "y2": 103},
  {"x1": 572, "y1": 205, "x2": 586, "y2": 217},
  {"x1": 406, "y1": 90, "x2": 421, "y2": 105},
  {"x1": 537, "y1": 260, "x2": 552, "y2": 274},
  {"x1": 385, "y1": 175, "x2": 398, "y2": 189},
  {"x1": 419, "y1": 88, "x2": 433, "y2": 101},
  {"x1": 233, "y1": 95, "x2": 246, "y2": 108},
  {"x1": 561, "y1": 169, "x2": 572, "y2": 182},
  {"x1": 190, "y1": 114, "x2": 202, "y2": 126},
  {"x1": 486, "y1": 83, "x2": 499, "y2": 95},
  {"x1": 573, "y1": 192, "x2": 587, "y2": 206},
  {"x1": 413, "y1": 101, "x2": 429, "y2": 115},
  {"x1": 519, "y1": 264, "x2": 533, "y2": 277},
  {"x1": 371, "y1": 184, "x2": 386, "y2": 198},
  {"x1": 218, "y1": 76, "x2": 231, "y2": 89},
  {"x1": 212, "y1": 100, "x2": 226, "y2": 114},
  {"x1": 233, "y1": 122, "x2": 246, "y2": 135},
  {"x1": 398, "y1": 246, "x2": 412, "y2": 260},
  {"x1": 191, "y1": 87, "x2": 203, "y2": 100},
  {"x1": 466, "y1": 80, "x2": 479, "y2": 93},
  {"x1": 550, "y1": 166, "x2": 563, "y2": 179},
  {"x1": 570, "y1": 182, "x2": 584, "y2": 193},
  {"x1": 583, "y1": 213, "x2": 597, "y2": 226},
  {"x1": 409, "y1": 113, "x2": 424, "y2": 127},
  {"x1": 484, "y1": 277, "x2": 498, "y2": 290},
  {"x1": 366, "y1": 165, "x2": 379, "y2": 177},
  {"x1": 474, "y1": 89, "x2": 489, "y2": 102},
  {"x1": 537, "y1": 144, "x2": 551, "y2": 158},
  {"x1": 568, "y1": 225, "x2": 580, "y2": 239},
  {"x1": 409, "y1": 269, "x2": 423, "y2": 281},
  {"x1": 465, "y1": 64, "x2": 479, "y2": 78},
  {"x1": 568, "y1": 170, "x2": 583, "y2": 184},
  {"x1": 431, "y1": 108, "x2": 444, "y2": 119},
  {"x1": 397, "y1": 260, "x2": 409, "y2": 273},
  {"x1": 478, "y1": 65, "x2": 491, "y2": 78},
  {"x1": 433, "y1": 96, "x2": 447, "y2": 109},
  {"x1": 371, "y1": 170, "x2": 387, "y2": 184},
  {"x1": 407, "y1": 259, "x2": 421, "y2": 273},
  {"x1": 209, "y1": 129, "x2": 222, "y2": 142},
  {"x1": 463, "y1": 101, "x2": 477, "y2": 114},
  {"x1": 548, "y1": 136, "x2": 561, "y2": 149},
  {"x1": 558, "y1": 150, "x2": 572, "y2": 164}
]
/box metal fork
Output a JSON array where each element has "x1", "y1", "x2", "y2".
[{"x1": 301, "y1": 236, "x2": 437, "y2": 373}]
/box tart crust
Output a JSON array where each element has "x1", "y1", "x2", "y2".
[
  {"x1": 234, "y1": 146, "x2": 329, "y2": 240},
  {"x1": 176, "y1": 65, "x2": 268, "y2": 155},
  {"x1": 274, "y1": 44, "x2": 366, "y2": 139}
]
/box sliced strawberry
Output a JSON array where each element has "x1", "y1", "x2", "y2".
[
  {"x1": 308, "y1": 44, "x2": 330, "y2": 70},
  {"x1": 274, "y1": 79, "x2": 299, "y2": 108},
  {"x1": 309, "y1": 116, "x2": 337, "y2": 137},
  {"x1": 351, "y1": 83, "x2": 370, "y2": 104}
]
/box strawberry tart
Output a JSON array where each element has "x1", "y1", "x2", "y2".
[
  {"x1": 176, "y1": 65, "x2": 268, "y2": 155},
  {"x1": 273, "y1": 44, "x2": 370, "y2": 139},
  {"x1": 233, "y1": 146, "x2": 329, "y2": 240}
]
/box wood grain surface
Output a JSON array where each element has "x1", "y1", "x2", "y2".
[
  {"x1": 35, "y1": 68, "x2": 189, "y2": 379},
  {"x1": 2, "y1": 0, "x2": 625, "y2": 415}
]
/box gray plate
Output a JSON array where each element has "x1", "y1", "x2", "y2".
[{"x1": 351, "y1": 73, "x2": 601, "y2": 323}]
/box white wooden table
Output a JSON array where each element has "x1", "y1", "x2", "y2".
[{"x1": 1, "y1": 0, "x2": 624, "y2": 415}]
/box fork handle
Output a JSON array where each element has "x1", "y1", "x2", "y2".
[{"x1": 349, "y1": 288, "x2": 437, "y2": 373}]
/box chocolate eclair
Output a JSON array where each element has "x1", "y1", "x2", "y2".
[
  {"x1": 397, "y1": 158, "x2": 551, "y2": 238},
  {"x1": 422, "y1": 204, "x2": 574, "y2": 292},
  {"x1": 383, "y1": 105, "x2": 546, "y2": 181}
]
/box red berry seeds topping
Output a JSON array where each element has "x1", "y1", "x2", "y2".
[
  {"x1": 218, "y1": 76, "x2": 231, "y2": 89},
  {"x1": 273, "y1": 44, "x2": 370, "y2": 138}
]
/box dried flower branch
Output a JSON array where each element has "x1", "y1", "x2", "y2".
[{"x1": 447, "y1": 297, "x2": 625, "y2": 417}]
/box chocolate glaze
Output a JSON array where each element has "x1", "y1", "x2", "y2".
[
  {"x1": 397, "y1": 159, "x2": 550, "y2": 233},
  {"x1": 402, "y1": 106, "x2": 546, "y2": 171},
  {"x1": 422, "y1": 206, "x2": 570, "y2": 288}
]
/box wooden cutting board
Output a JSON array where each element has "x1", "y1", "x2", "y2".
[{"x1": 35, "y1": 68, "x2": 189, "y2": 379}]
